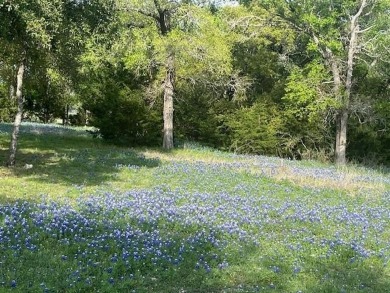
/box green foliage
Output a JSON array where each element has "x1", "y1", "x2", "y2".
[
  {"x1": 120, "y1": 3, "x2": 235, "y2": 87},
  {"x1": 1, "y1": 0, "x2": 389, "y2": 165},
  {"x1": 347, "y1": 94, "x2": 390, "y2": 166},
  {"x1": 90, "y1": 1, "x2": 241, "y2": 149},
  {"x1": 221, "y1": 4, "x2": 294, "y2": 100},
  {"x1": 175, "y1": 85, "x2": 233, "y2": 147},
  {"x1": 0, "y1": 83, "x2": 15, "y2": 122},
  {"x1": 90, "y1": 90, "x2": 161, "y2": 147},
  {"x1": 173, "y1": 5, "x2": 234, "y2": 79},
  {"x1": 348, "y1": 122, "x2": 390, "y2": 166},
  {"x1": 280, "y1": 108, "x2": 333, "y2": 162},
  {"x1": 222, "y1": 101, "x2": 284, "y2": 155},
  {"x1": 280, "y1": 63, "x2": 335, "y2": 160},
  {"x1": 283, "y1": 62, "x2": 337, "y2": 122},
  {"x1": 221, "y1": 96, "x2": 332, "y2": 161},
  {"x1": 23, "y1": 65, "x2": 75, "y2": 123},
  {"x1": 83, "y1": 66, "x2": 161, "y2": 146}
]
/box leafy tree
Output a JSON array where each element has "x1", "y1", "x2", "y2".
[
  {"x1": 118, "y1": 0, "x2": 237, "y2": 149},
  {"x1": 0, "y1": 0, "x2": 66, "y2": 166},
  {"x1": 76, "y1": 1, "x2": 161, "y2": 144},
  {"x1": 0, "y1": 0, "x2": 114, "y2": 166},
  {"x1": 215, "y1": 4, "x2": 295, "y2": 155},
  {"x1": 1, "y1": 1, "x2": 30, "y2": 166},
  {"x1": 252, "y1": 0, "x2": 390, "y2": 165},
  {"x1": 80, "y1": 61, "x2": 162, "y2": 146}
]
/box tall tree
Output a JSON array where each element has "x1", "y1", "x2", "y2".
[
  {"x1": 117, "y1": 0, "x2": 236, "y2": 149},
  {"x1": 0, "y1": 0, "x2": 76, "y2": 166},
  {"x1": 253, "y1": 0, "x2": 389, "y2": 165},
  {"x1": 1, "y1": 0, "x2": 115, "y2": 165},
  {"x1": 0, "y1": 1, "x2": 32, "y2": 166},
  {"x1": 118, "y1": 0, "x2": 178, "y2": 149}
]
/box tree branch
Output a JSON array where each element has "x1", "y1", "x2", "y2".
[
  {"x1": 356, "y1": 25, "x2": 374, "y2": 34},
  {"x1": 153, "y1": 0, "x2": 163, "y2": 14},
  {"x1": 134, "y1": 8, "x2": 159, "y2": 21},
  {"x1": 345, "y1": 0, "x2": 368, "y2": 103},
  {"x1": 120, "y1": 5, "x2": 159, "y2": 21}
]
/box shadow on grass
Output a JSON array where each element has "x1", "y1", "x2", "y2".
[
  {"x1": 2, "y1": 193, "x2": 390, "y2": 292},
  {"x1": 0, "y1": 201, "x2": 227, "y2": 292},
  {"x1": 0, "y1": 133, "x2": 160, "y2": 187},
  {"x1": 209, "y1": 243, "x2": 390, "y2": 293},
  {"x1": 302, "y1": 251, "x2": 390, "y2": 293},
  {"x1": 4, "y1": 225, "x2": 390, "y2": 292}
]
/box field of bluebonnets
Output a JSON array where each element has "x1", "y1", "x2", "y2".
[{"x1": 1, "y1": 123, "x2": 390, "y2": 292}]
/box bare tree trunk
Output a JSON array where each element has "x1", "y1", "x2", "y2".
[
  {"x1": 163, "y1": 54, "x2": 174, "y2": 150},
  {"x1": 312, "y1": 34, "x2": 348, "y2": 165},
  {"x1": 335, "y1": 0, "x2": 366, "y2": 165},
  {"x1": 85, "y1": 109, "x2": 90, "y2": 126},
  {"x1": 335, "y1": 109, "x2": 348, "y2": 165},
  {"x1": 63, "y1": 104, "x2": 69, "y2": 126},
  {"x1": 327, "y1": 55, "x2": 348, "y2": 165},
  {"x1": 9, "y1": 84, "x2": 15, "y2": 121},
  {"x1": 309, "y1": 0, "x2": 368, "y2": 165},
  {"x1": 7, "y1": 60, "x2": 25, "y2": 167}
]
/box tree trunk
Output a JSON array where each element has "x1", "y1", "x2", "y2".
[
  {"x1": 334, "y1": 0, "x2": 365, "y2": 166},
  {"x1": 163, "y1": 54, "x2": 175, "y2": 150},
  {"x1": 7, "y1": 60, "x2": 25, "y2": 167},
  {"x1": 335, "y1": 109, "x2": 348, "y2": 165},
  {"x1": 327, "y1": 56, "x2": 348, "y2": 165},
  {"x1": 63, "y1": 104, "x2": 69, "y2": 126}
]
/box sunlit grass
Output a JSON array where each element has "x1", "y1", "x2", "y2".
[
  {"x1": 1, "y1": 122, "x2": 390, "y2": 292},
  {"x1": 142, "y1": 147, "x2": 389, "y2": 197}
]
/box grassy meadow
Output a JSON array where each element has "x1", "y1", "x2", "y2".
[{"x1": 1, "y1": 122, "x2": 390, "y2": 292}]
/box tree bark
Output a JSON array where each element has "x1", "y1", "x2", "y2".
[
  {"x1": 163, "y1": 54, "x2": 174, "y2": 150},
  {"x1": 327, "y1": 55, "x2": 348, "y2": 165},
  {"x1": 335, "y1": 109, "x2": 348, "y2": 165},
  {"x1": 312, "y1": 34, "x2": 348, "y2": 165},
  {"x1": 7, "y1": 60, "x2": 25, "y2": 167},
  {"x1": 334, "y1": 0, "x2": 366, "y2": 165},
  {"x1": 131, "y1": 1, "x2": 175, "y2": 149},
  {"x1": 63, "y1": 104, "x2": 69, "y2": 126}
]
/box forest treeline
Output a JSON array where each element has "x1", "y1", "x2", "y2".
[{"x1": 0, "y1": 0, "x2": 389, "y2": 166}]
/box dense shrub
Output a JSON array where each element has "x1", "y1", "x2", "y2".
[
  {"x1": 222, "y1": 101, "x2": 284, "y2": 155},
  {"x1": 88, "y1": 86, "x2": 161, "y2": 147},
  {"x1": 0, "y1": 84, "x2": 15, "y2": 122},
  {"x1": 348, "y1": 122, "x2": 390, "y2": 166},
  {"x1": 175, "y1": 87, "x2": 233, "y2": 147}
]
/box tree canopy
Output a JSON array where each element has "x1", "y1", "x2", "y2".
[{"x1": 1, "y1": 0, "x2": 389, "y2": 166}]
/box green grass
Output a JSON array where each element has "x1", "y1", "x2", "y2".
[{"x1": 1, "y1": 123, "x2": 390, "y2": 292}]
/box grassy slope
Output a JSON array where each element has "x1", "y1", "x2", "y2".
[{"x1": 1, "y1": 123, "x2": 390, "y2": 292}]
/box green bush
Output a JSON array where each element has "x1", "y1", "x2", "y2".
[
  {"x1": 88, "y1": 86, "x2": 161, "y2": 147},
  {"x1": 0, "y1": 84, "x2": 16, "y2": 122},
  {"x1": 348, "y1": 122, "x2": 390, "y2": 166},
  {"x1": 222, "y1": 101, "x2": 284, "y2": 155},
  {"x1": 175, "y1": 87, "x2": 233, "y2": 147}
]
